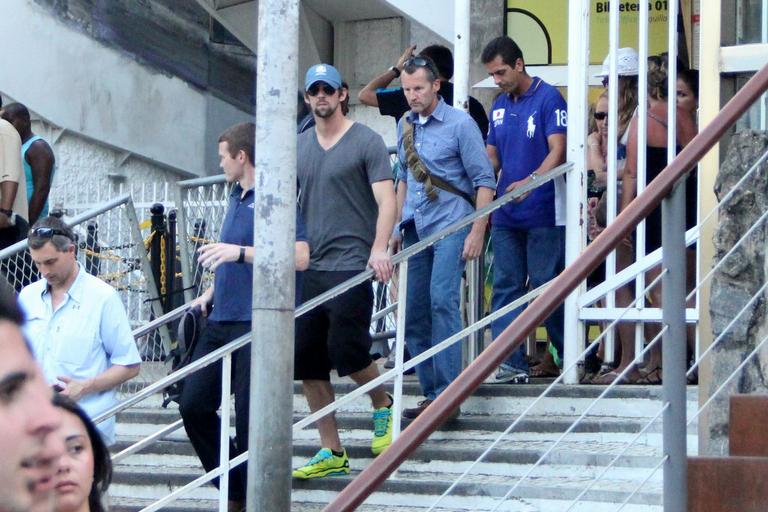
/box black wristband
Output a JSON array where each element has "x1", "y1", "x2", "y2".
[
  {"x1": 237, "y1": 246, "x2": 245, "y2": 263},
  {"x1": 0, "y1": 208, "x2": 12, "y2": 217},
  {"x1": 389, "y1": 65, "x2": 401, "y2": 78}
]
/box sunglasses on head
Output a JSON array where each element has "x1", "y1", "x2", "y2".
[
  {"x1": 404, "y1": 57, "x2": 430, "y2": 67},
  {"x1": 593, "y1": 111, "x2": 608, "y2": 121},
  {"x1": 29, "y1": 227, "x2": 73, "y2": 241},
  {"x1": 306, "y1": 83, "x2": 337, "y2": 97}
]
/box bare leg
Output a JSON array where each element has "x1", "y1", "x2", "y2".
[
  {"x1": 348, "y1": 361, "x2": 390, "y2": 409},
  {"x1": 642, "y1": 264, "x2": 664, "y2": 372},
  {"x1": 612, "y1": 243, "x2": 642, "y2": 381},
  {"x1": 302, "y1": 380, "x2": 342, "y2": 452}
]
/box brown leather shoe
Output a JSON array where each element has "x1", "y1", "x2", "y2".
[
  {"x1": 403, "y1": 399, "x2": 461, "y2": 421},
  {"x1": 403, "y1": 399, "x2": 433, "y2": 419}
]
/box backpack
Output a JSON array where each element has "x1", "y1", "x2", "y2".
[{"x1": 162, "y1": 305, "x2": 206, "y2": 407}]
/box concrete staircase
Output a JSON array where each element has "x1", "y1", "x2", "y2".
[{"x1": 109, "y1": 371, "x2": 698, "y2": 511}]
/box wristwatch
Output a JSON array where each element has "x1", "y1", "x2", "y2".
[
  {"x1": 529, "y1": 172, "x2": 539, "y2": 182},
  {"x1": 237, "y1": 246, "x2": 246, "y2": 263},
  {"x1": 389, "y1": 65, "x2": 401, "y2": 78}
]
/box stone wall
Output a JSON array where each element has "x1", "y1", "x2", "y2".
[{"x1": 705, "y1": 129, "x2": 768, "y2": 455}]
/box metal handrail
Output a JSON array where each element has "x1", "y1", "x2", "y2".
[
  {"x1": 116, "y1": 165, "x2": 571, "y2": 510},
  {"x1": 0, "y1": 193, "x2": 132, "y2": 259},
  {"x1": 579, "y1": 144, "x2": 768, "y2": 307},
  {"x1": 100, "y1": 162, "x2": 571, "y2": 423},
  {"x1": 296, "y1": 162, "x2": 572, "y2": 317},
  {"x1": 427, "y1": 268, "x2": 666, "y2": 510},
  {"x1": 129, "y1": 283, "x2": 553, "y2": 512},
  {"x1": 326, "y1": 63, "x2": 768, "y2": 512},
  {"x1": 560, "y1": 205, "x2": 768, "y2": 509}
]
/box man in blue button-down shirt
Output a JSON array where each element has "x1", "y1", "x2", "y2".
[{"x1": 393, "y1": 56, "x2": 496, "y2": 419}]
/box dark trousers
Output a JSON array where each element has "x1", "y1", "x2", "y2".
[{"x1": 179, "y1": 321, "x2": 251, "y2": 501}]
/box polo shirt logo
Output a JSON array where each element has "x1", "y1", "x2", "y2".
[
  {"x1": 526, "y1": 113, "x2": 537, "y2": 138},
  {"x1": 248, "y1": 203, "x2": 254, "y2": 209},
  {"x1": 492, "y1": 108, "x2": 505, "y2": 127}
]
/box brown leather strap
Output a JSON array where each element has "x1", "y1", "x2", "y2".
[{"x1": 402, "y1": 121, "x2": 475, "y2": 207}]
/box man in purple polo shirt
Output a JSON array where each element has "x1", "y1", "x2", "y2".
[{"x1": 481, "y1": 36, "x2": 568, "y2": 383}]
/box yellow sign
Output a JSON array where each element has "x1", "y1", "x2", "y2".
[{"x1": 505, "y1": 0, "x2": 670, "y2": 66}]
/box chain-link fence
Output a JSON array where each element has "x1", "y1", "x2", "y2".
[
  {"x1": 175, "y1": 175, "x2": 232, "y2": 304},
  {"x1": 0, "y1": 195, "x2": 171, "y2": 392}
]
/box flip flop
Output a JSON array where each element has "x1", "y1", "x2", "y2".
[
  {"x1": 590, "y1": 370, "x2": 626, "y2": 385},
  {"x1": 636, "y1": 367, "x2": 662, "y2": 385},
  {"x1": 529, "y1": 364, "x2": 561, "y2": 378}
]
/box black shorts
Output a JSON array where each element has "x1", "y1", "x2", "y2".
[{"x1": 294, "y1": 270, "x2": 374, "y2": 380}]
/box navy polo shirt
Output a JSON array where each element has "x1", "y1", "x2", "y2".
[
  {"x1": 487, "y1": 77, "x2": 568, "y2": 229},
  {"x1": 210, "y1": 184, "x2": 255, "y2": 322},
  {"x1": 209, "y1": 185, "x2": 309, "y2": 320}
]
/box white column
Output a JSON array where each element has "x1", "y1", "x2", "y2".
[
  {"x1": 452, "y1": 0, "x2": 471, "y2": 112},
  {"x1": 563, "y1": 0, "x2": 591, "y2": 383}
]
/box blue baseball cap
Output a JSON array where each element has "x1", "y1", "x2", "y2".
[{"x1": 304, "y1": 63, "x2": 342, "y2": 91}]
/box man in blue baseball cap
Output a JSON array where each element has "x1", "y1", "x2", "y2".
[
  {"x1": 293, "y1": 63, "x2": 397, "y2": 479},
  {"x1": 304, "y1": 63, "x2": 343, "y2": 91}
]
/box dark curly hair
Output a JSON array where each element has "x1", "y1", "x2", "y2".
[{"x1": 52, "y1": 394, "x2": 112, "y2": 512}]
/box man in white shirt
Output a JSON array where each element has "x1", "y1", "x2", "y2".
[
  {"x1": 18, "y1": 216, "x2": 141, "y2": 445},
  {"x1": 0, "y1": 289, "x2": 63, "y2": 512}
]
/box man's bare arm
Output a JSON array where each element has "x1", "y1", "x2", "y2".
[
  {"x1": 358, "y1": 45, "x2": 416, "y2": 107},
  {"x1": 26, "y1": 141, "x2": 55, "y2": 226},
  {"x1": 368, "y1": 180, "x2": 397, "y2": 282}
]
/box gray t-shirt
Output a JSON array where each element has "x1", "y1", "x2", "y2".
[{"x1": 298, "y1": 122, "x2": 393, "y2": 271}]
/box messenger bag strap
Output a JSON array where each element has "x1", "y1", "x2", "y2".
[{"x1": 402, "y1": 120, "x2": 476, "y2": 207}]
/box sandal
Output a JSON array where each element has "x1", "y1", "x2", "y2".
[
  {"x1": 590, "y1": 370, "x2": 626, "y2": 385},
  {"x1": 530, "y1": 363, "x2": 560, "y2": 378},
  {"x1": 636, "y1": 366, "x2": 662, "y2": 385}
]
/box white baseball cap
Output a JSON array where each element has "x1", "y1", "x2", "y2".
[{"x1": 595, "y1": 47, "x2": 639, "y2": 78}]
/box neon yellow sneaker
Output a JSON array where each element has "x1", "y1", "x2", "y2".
[
  {"x1": 292, "y1": 448, "x2": 349, "y2": 479},
  {"x1": 371, "y1": 396, "x2": 394, "y2": 455}
]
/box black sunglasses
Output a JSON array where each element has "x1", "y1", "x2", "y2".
[
  {"x1": 404, "y1": 57, "x2": 439, "y2": 72},
  {"x1": 405, "y1": 57, "x2": 430, "y2": 67},
  {"x1": 306, "y1": 83, "x2": 337, "y2": 97},
  {"x1": 593, "y1": 111, "x2": 608, "y2": 121},
  {"x1": 29, "y1": 227, "x2": 73, "y2": 240}
]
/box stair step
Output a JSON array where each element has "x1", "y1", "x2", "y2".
[
  {"x1": 110, "y1": 464, "x2": 662, "y2": 505},
  {"x1": 111, "y1": 496, "x2": 662, "y2": 512},
  {"x1": 107, "y1": 379, "x2": 697, "y2": 511}
]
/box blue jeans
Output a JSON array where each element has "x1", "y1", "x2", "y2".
[
  {"x1": 490, "y1": 225, "x2": 565, "y2": 372},
  {"x1": 403, "y1": 222, "x2": 469, "y2": 400}
]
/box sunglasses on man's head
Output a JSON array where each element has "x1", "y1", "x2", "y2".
[
  {"x1": 593, "y1": 111, "x2": 608, "y2": 121},
  {"x1": 306, "y1": 83, "x2": 337, "y2": 97},
  {"x1": 404, "y1": 57, "x2": 430, "y2": 68},
  {"x1": 29, "y1": 227, "x2": 73, "y2": 240}
]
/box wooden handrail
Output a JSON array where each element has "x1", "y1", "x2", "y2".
[{"x1": 325, "y1": 63, "x2": 768, "y2": 511}]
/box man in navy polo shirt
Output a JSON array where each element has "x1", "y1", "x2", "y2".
[
  {"x1": 358, "y1": 44, "x2": 489, "y2": 138},
  {"x1": 179, "y1": 122, "x2": 309, "y2": 511},
  {"x1": 481, "y1": 36, "x2": 568, "y2": 384}
]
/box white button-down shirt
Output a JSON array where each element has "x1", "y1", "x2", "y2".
[{"x1": 19, "y1": 263, "x2": 141, "y2": 445}]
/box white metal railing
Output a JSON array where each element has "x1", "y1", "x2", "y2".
[
  {"x1": 100, "y1": 163, "x2": 572, "y2": 511},
  {"x1": 427, "y1": 142, "x2": 768, "y2": 512}
]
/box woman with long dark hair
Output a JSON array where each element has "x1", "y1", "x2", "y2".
[{"x1": 50, "y1": 395, "x2": 112, "y2": 512}]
